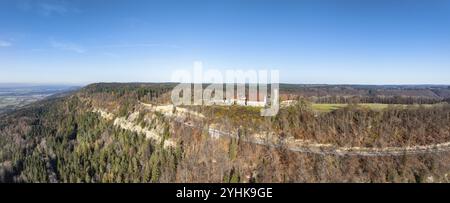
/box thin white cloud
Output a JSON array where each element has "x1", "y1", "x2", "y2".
[
  {"x1": 97, "y1": 43, "x2": 180, "y2": 49},
  {"x1": 0, "y1": 40, "x2": 12, "y2": 47},
  {"x1": 39, "y1": 3, "x2": 69, "y2": 16},
  {"x1": 30, "y1": 48, "x2": 46, "y2": 51},
  {"x1": 47, "y1": 41, "x2": 179, "y2": 54},
  {"x1": 50, "y1": 40, "x2": 86, "y2": 53},
  {"x1": 102, "y1": 52, "x2": 120, "y2": 58},
  {"x1": 17, "y1": 0, "x2": 80, "y2": 16}
]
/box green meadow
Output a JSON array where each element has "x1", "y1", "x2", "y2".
[{"x1": 311, "y1": 103, "x2": 442, "y2": 113}]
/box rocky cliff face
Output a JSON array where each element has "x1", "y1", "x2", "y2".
[{"x1": 1, "y1": 83, "x2": 450, "y2": 183}]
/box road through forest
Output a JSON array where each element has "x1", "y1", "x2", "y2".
[{"x1": 95, "y1": 102, "x2": 450, "y2": 157}]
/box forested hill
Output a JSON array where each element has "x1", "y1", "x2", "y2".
[
  {"x1": 279, "y1": 84, "x2": 450, "y2": 103},
  {"x1": 1, "y1": 83, "x2": 450, "y2": 183}
]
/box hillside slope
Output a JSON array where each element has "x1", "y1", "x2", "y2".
[{"x1": 1, "y1": 83, "x2": 450, "y2": 183}]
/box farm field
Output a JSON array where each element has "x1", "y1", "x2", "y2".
[
  {"x1": 311, "y1": 103, "x2": 442, "y2": 112},
  {"x1": 0, "y1": 85, "x2": 79, "y2": 114}
]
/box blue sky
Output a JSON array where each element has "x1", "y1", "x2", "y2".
[{"x1": 1, "y1": 0, "x2": 450, "y2": 85}]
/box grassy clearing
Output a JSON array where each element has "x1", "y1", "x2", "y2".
[
  {"x1": 311, "y1": 103, "x2": 347, "y2": 112},
  {"x1": 311, "y1": 103, "x2": 444, "y2": 112},
  {"x1": 311, "y1": 103, "x2": 397, "y2": 112}
]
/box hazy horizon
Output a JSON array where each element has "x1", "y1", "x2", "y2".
[{"x1": 1, "y1": 82, "x2": 450, "y2": 87}]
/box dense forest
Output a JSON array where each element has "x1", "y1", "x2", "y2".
[
  {"x1": 280, "y1": 84, "x2": 450, "y2": 104},
  {"x1": 1, "y1": 83, "x2": 450, "y2": 183}
]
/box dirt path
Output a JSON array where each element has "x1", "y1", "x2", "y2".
[
  {"x1": 139, "y1": 102, "x2": 450, "y2": 157},
  {"x1": 205, "y1": 123, "x2": 450, "y2": 156}
]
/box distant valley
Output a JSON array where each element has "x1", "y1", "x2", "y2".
[{"x1": 0, "y1": 84, "x2": 80, "y2": 114}]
